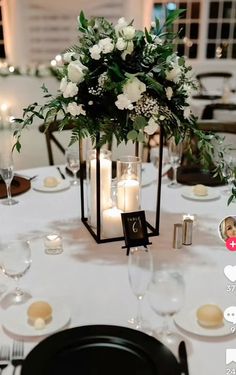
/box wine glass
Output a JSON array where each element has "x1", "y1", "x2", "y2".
[
  {"x1": 0, "y1": 239, "x2": 32, "y2": 303},
  {"x1": 167, "y1": 137, "x2": 182, "y2": 188},
  {"x1": 65, "y1": 146, "x2": 80, "y2": 186},
  {"x1": 128, "y1": 246, "x2": 153, "y2": 332},
  {"x1": 221, "y1": 155, "x2": 236, "y2": 196},
  {"x1": 147, "y1": 269, "x2": 185, "y2": 347},
  {"x1": 0, "y1": 152, "x2": 18, "y2": 205}
]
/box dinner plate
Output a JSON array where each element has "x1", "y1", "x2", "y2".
[
  {"x1": 2, "y1": 298, "x2": 70, "y2": 337},
  {"x1": 33, "y1": 179, "x2": 70, "y2": 192},
  {"x1": 174, "y1": 308, "x2": 231, "y2": 337},
  {"x1": 21, "y1": 325, "x2": 181, "y2": 375},
  {"x1": 181, "y1": 187, "x2": 220, "y2": 201}
]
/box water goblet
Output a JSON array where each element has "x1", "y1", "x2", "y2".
[
  {"x1": 167, "y1": 137, "x2": 182, "y2": 188},
  {"x1": 0, "y1": 152, "x2": 18, "y2": 205},
  {"x1": 221, "y1": 155, "x2": 236, "y2": 196},
  {"x1": 128, "y1": 246, "x2": 153, "y2": 332},
  {"x1": 147, "y1": 269, "x2": 185, "y2": 348},
  {"x1": 65, "y1": 146, "x2": 80, "y2": 186},
  {"x1": 0, "y1": 239, "x2": 32, "y2": 303}
]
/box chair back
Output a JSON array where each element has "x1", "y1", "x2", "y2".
[
  {"x1": 196, "y1": 72, "x2": 233, "y2": 95},
  {"x1": 201, "y1": 103, "x2": 236, "y2": 120}
]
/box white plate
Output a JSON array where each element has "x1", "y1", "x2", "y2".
[
  {"x1": 33, "y1": 179, "x2": 70, "y2": 193},
  {"x1": 174, "y1": 308, "x2": 231, "y2": 337},
  {"x1": 142, "y1": 167, "x2": 156, "y2": 187},
  {"x1": 2, "y1": 298, "x2": 70, "y2": 337},
  {"x1": 181, "y1": 187, "x2": 220, "y2": 201}
]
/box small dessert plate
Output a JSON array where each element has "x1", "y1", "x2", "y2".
[
  {"x1": 174, "y1": 308, "x2": 231, "y2": 337},
  {"x1": 2, "y1": 298, "x2": 70, "y2": 337},
  {"x1": 181, "y1": 187, "x2": 220, "y2": 201},
  {"x1": 33, "y1": 179, "x2": 70, "y2": 193}
]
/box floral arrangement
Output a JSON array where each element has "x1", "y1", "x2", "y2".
[
  {"x1": 14, "y1": 11, "x2": 236, "y2": 203},
  {"x1": 0, "y1": 62, "x2": 58, "y2": 78}
]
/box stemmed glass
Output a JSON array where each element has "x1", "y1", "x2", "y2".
[
  {"x1": 167, "y1": 137, "x2": 182, "y2": 188},
  {"x1": 0, "y1": 239, "x2": 32, "y2": 303},
  {"x1": 0, "y1": 152, "x2": 18, "y2": 205},
  {"x1": 128, "y1": 246, "x2": 153, "y2": 332},
  {"x1": 221, "y1": 155, "x2": 236, "y2": 196},
  {"x1": 65, "y1": 146, "x2": 80, "y2": 186},
  {"x1": 147, "y1": 269, "x2": 185, "y2": 347}
]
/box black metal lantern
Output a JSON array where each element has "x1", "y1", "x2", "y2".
[{"x1": 80, "y1": 128, "x2": 164, "y2": 243}]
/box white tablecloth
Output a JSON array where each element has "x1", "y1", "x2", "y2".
[{"x1": 0, "y1": 164, "x2": 236, "y2": 375}]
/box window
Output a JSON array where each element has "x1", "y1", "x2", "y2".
[
  {"x1": 152, "y1": 1, "x2": 201, "y2": 59},
  {"x1": 152, "y1": 0, "x2": 236, "y2": 60},
  {"x1": 0, "y1": 0, "x2": 6, "y2": 58}
]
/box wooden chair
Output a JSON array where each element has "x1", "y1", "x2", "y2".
[
  {"x1": 196, "y1": 72, "x2": 233, "y2": 94},
  {"x1": 197, "y1": 120, "x2": 236, "y2": 134},
  {"x1": 201, "y1": 103, "x2": 236, "y2": 120}
]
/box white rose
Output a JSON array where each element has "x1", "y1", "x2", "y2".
[
  {"x1": 89, "y1": 44, "x2": 102, "y2": 60},
  {"x1": 99, "y1": 38, "x2": 114, "y2": 54},
  {"x1": 59, "y1": 77, "x2": 68, "y2": 93},
  {"x1": 115, "y1": 17, "x2": 128, "y2": 34},
  {"x1": 165, "y1": 67, "x2": 182, "y2": 83},
  {"x1": 67, "y1": 102, "x2": 86, "y2": 116},
  {"x1": 116, "y1": 37, "x2": 126, "y2": 51},
  {"x1": 165, "y1": 86, "x2": 173, "y2": 100},
  {"x1": 123, "y1": 77, "x2": 146, "y2": 103},
  {"x1": 63, "y1": 81, "x2": 78, "y2": 98},
  {"x1": 68, "y1": 60, "x2": 87, "y2": 84},
  {"x1": 121, "y1": 41, "x2": 134, "y2": 60},
  {"x1": 63, "y1": 52, "x2": 75, "y2": 63},
  {"x1": 122, "y1": 26, "x2": 135, "y2": 40},
  {"x1": 115, "y1": 94, "x2": 133, "y2": 110},
  {"x1": 144, "y1": 118, "x2": 159, "y2": 135}
]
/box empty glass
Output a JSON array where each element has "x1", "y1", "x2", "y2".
[
  {"x1": 0, "y1": 239, "x2": 32, "y2": 303},
  {"x1": 147, "y1": 269, "x2": 185, "y2": 346},
  {"x1": 167, "y1": 137, "x2": 182, "y2": 188},
  {"x1": 221, "y1": 155, "x2": 236, "y2": 196},
  {"x1": 0, "y1": 152, "x2": 18, "y2": 205},
  {"x1": 128, "y1": 246, "x2": 153, "y2": 332},
  {"x1": 65, "y1": 146, "x2": 80, "y2": 186}
]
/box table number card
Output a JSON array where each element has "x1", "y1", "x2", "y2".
[{"x1": 121, "y1": 211, "x2": 151, "y2": 255}]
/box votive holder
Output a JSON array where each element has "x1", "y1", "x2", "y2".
[{"x1": 44, "y1": 234, "x2": 63, "y2": 255}]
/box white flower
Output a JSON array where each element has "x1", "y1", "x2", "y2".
[
  {"x1": 121, "y1": 41, "x2": 134, "y2": 60},
  {"x1": 68, "y1": 60, "x2": 87, "y2": 84},
  {"x1": 99, "y1": 38, "x2": 114, "y2": 54},
  {"x1": 144, "y1": 118, "x2": 159, "y2": 135},
  {"x1": 59, "y1": 77, "x2": 68, "y2": 93},
  {"x1": 63, "y1": 52, "x2": 75, "y2": 63},
  {"x1": 123, "y1": 77, "x2": 146, "y2": 103},
  {"x1": 159, "y1": 115, "x2": 165, "y2": 121},
  {"x1": 122, "y1": 26, "x2": 135, "y2": 40},
  {"x1": 62, "y1": 81, "x2": 78, "y2": 98},
  {"x1": 116, "y1": 37, "x2": 126, "y2": 51},
  {"x1": 154, "y1": 36, "x2": 163, "y2": 45},
  {"x1": 67, "y1": 102, "x2": 86, "y2": 116},
  {"x1": 151, "y1": 21, "x2": 156, "y2": 28},
  {"x1": 165, "y1": 67, "x2": 182, "y2": 83},
  {"x1": 115, "y1": 94, "x2": 133, "y2": 110},
  {"x1": 183, "y1": 106, "x2": 191, "y2": 119},
  {"x1": 115, "y1": 17, "x2": 128, "y2": 34},
  {"x1": 165, "y1": 86, "x2": 173, "y2": 100},
  {"x1": 89, "y1": 44, "x2": 102, "y2": 60}
]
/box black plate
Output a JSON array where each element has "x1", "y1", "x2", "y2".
[{"x1": 21, "y1": 325, "x2": 180, "y2": 375}]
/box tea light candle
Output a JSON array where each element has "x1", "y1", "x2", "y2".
[
  {"x1": 102, "y1": 207, "x2": 123, "y2": 238},
  {"x1": 117, "y1": 179, "x2": 140, "y2": 212},
  {"x1": 44, "y1": 234, "x2": 63, "y2": 254}
]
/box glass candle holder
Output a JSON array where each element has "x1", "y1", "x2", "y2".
[
  {"x1": 44, "y1": 234, "x2": 63, "y2": 255},
  {"x1": 116, "y1": 156, "x2": 141, "y2": 212},
  {"x1": 87, "y1": 149, "x2": 112, "y2": 228}
]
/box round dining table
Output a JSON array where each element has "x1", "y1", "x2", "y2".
[{"x1": 0, "y1": 163, "x2": 236, "y2": 375}]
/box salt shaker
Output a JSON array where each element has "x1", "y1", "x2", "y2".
[
  {"x1": 182, "y1": 218, "x2": 193, "y2": 245},
  {"x1": 173, "y1": 223, "x2": 183, "y2": 249}
]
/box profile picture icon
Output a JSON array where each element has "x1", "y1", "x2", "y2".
[{"x1": 219, "y1": 216, "x2": 236, "y2": 242}]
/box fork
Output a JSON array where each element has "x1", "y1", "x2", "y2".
[
  {"x1": 0, "y1": 345, "x2": 10, "y2": 373},
  {"x1": 11, "y1": 341, "x2": 24, "y2": 375}
]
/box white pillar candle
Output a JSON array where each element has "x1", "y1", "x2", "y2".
[
  {"x1": 44, "y1": 234, "x2": 63, "y2": 254},
  {"x1": 90, "y1": 157, "x2": 112, "y2": 227},
  {"x1": 117, "y1": 179, "x2": 140, "y2": 212},
  {"x1": 102, "y1": 207, "x2": 124, "y2": 238}
]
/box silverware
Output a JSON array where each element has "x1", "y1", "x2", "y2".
[
  {"x1": 29, "y1": 175, "x2": 38, "y2": 181},
  {"x1": 178, "y1": 341, "x2": 189, "y2": 375},
  {"x1": 0, "y1": 345, "x2": 10, "y2": 373},
  {"x1": 57, "y1": 166, "x2": 66, "y2": 180},
  {"x1": 11, "y1": 340, "x2": 24, "y2": 375}
]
